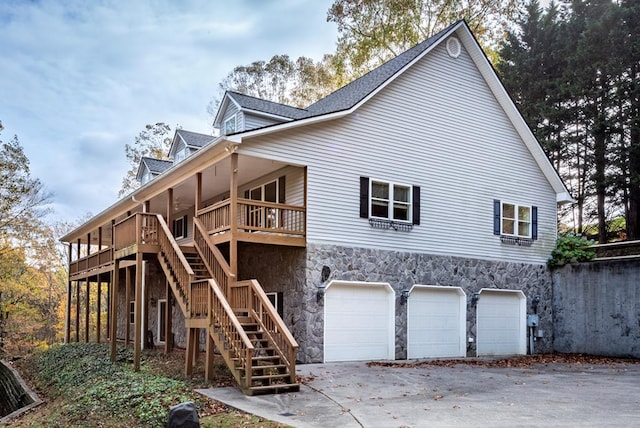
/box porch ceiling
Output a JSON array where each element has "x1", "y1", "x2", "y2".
[
  {"x1": 70, "y1": 153, "x2": 294, "y2": 245},
  {"x1": 147, "y1": 154, "x2": 291, "y2": 215}
]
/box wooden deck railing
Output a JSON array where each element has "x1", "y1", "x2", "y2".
[
  {"x1": 156, "y1": 215, "x2": 194, "y2": 304},
  {"x1": 197, "y1": 198, "x2": 305, "y2": 236},
  {"x1": 190, "y1": 280, "x2": 208, "y2": 318},
  {"x1": 69, "y1": 247, "x2": 113, "y2": 276},
  {"x1": 230, "y1": 279, "x2": 298, "y2": 383},
  {"x1": 193, "y1": 217, "x2": 235, "y2": 296},
  {"x1": 201, "y1": 278, "x2": 255, "y2": 387},
  {"x1": 197, "y1": 200, "x2": 231, "y2": 235},
  {"x1": 114, "y1": 212, "x2": 160, "y2": 251}
]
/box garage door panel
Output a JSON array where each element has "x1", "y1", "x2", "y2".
[
  {"x1": 407, "y1": 286, "x2": 466, "y2": 359},
  {"x1": 324, "y1": 282, "x2": 394, "y2": 362},
  {"x1": 476, "y1": 290, "x2": 526, "y2": 356}
]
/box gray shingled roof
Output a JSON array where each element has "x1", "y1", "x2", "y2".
[
  {"x1": 176, "y1": 129, "x2": 215, "y2": 148},
  {"x1": 141, "y1": 157, "x2": 173, "y2": 174},
  {"x1": 227, "y1": 92, "x2": 308, "y2": 120},
  {"x1": 220, "y1": 23, "x2": 458, "y2": 129},
  {"x1": 306, "y1": 21, "x2": 459, "y2": 116}
]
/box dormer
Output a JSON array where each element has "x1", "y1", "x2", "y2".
[
  {"x1": 136, "y1": 157, "x2": 173, "y2": 185},
  {"x1": 168, "y1": 129, "x2": 216, "y2": 163},
  {"x1": 213, "y1": 91, "x2": 308, "y2": 135}
]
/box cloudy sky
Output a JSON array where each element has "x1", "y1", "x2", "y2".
[{"x1": 0, "y1": 0, "x2": 337, "y2": 223}]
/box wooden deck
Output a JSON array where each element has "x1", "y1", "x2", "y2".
[{"x1": 70, "y1": 199, "x2": 306, "y2": 279}]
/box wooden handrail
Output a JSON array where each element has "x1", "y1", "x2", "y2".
[
  {"x1": 202, "y1": 278, "x2": 254, "y2": 385},
  {"x1": 248, "y1": 279, "x2": 299, "y2": 347},
  {"x1": 204, "y1": 279, "x2": 254, "y2": 348},
  {"x1": 197, "y1": 198, "x2": 306, "y2": 237},
  {"x1": 155, "y1": 215, "x2": 194, "y2": 276},
  {"x1": 197, "y1": 199, "x2": 231, "y2": 217},
  {"x1": 232, "y1": 279, "x2": 298, "y2": 380},
  {"x1": 193, "y1": 217, "x2": 235, "y2": 297},
  {"x1": 236, "y1": 198, "x2": 306, "y2": 212},
  {"x1": 70, "y1": 247, "x2": 113, "y2": 275}
]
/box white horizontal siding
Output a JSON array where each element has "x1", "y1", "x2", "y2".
[
  {"x1": 237, "y1": 166, "x2": 304, "y2": 207},
  {"x1": 238, "y1": 38, "x2": 558, "y2": 264},
  {"x1": 244, "y1": 113, "x2": 282, "y2": 132}
]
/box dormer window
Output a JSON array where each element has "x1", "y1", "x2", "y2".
[
  {"x1": 223, "y1": 115, "x2": 237, "y2": 135},
  {"x1": 174, "y1": 147, "x2": 189, "y2": 162},
  {"x1": 141, "y1": 170, "x2": 152, "y2": 185}
]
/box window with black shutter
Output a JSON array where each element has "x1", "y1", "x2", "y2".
[
  {"x1": 493, "y1": 200, "x2": 538, "y2": 245},
  {"x1": 360, "y1": 177, "x2": 419, "y2": 229}
]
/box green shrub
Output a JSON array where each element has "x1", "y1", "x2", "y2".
[
  {"x1": 30, "y1": 343, "x2": 203, "y2": 427},
  {"x1": 548, "y1": 233, "x2": 596, "y2": 269}
]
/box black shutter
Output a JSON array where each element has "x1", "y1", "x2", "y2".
[
  {"x1": 360, "y1": 177, "x2": 369, "y2": 218},
  {"x1": 412, "y1": 186, "x2": 421, "y2": 225},
  {"x1": 279, "y1": 176, "x2": 286, "y2": 203},
  {"x1": 277, "y1": 292, "x2": 284, "y2": 319},
  {"x1": 493, "y1": 200, "x2": 501, "y2": 235},
  {"x1": 183, "y1": 216, "x2": 189, "y2": 238},
  {"x1": 531, "y1": 206, "x2": 538, "y2": 240},
  {"x1": 172, "y1": 219, "x2": 178, "y2": 236}
]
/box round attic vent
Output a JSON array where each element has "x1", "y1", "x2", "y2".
[{"x1": 446, "y1": 37, "x2": 461, "y2": 58}]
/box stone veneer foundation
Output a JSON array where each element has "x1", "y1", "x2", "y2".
[{"x1": 239, "y1": 243, "x2": 553, "y2": 363}]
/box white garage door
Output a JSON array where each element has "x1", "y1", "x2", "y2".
[
  {"x1": 476, "y1": 289, "x2": 526, "y2": 356},
  {"x1": 407, "y1": 285, "x2": 466, "y2": 358},
  {"x1": 324, "y1": 281, "x2": 395, "y2": 362}
]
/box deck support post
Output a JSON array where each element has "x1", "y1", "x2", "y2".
[
  {"x1": 84, "y1": 279, "x2": 90, "y2": 342},
  {"x1": 75, "y1": 280, "x2": 80, "y2": 342},
  {"x1": 110, "y1": 259, "x2": 120, "y2": 362},
  {"x1": 185, "y1": 328, "x2": 196, "y2": 375},
  {"x1": 195, "y1": 173, "x2": 202, "y2": 213},
  {"x1": 106, "y1": 273, "x2": 111, "y2": 341},
  {"x1": 65, "y1": 243, "x2": 72, "y2": 343},
  {"x1": 125, "y1": 266, "x2": 131, "y2": 345},
  {"x1": 96, "y1": 273, "x2": 102, "y2": 343},
  {"x1": 134, "y1": 253, "x2": 143, "y2": 371},
  {"x1": 205, "y1": 331, "x2": 215, "y2": 382},
  {"x1": 229, "y1": 153, "x2": 238, "y2": 281},
  {"x1": 164, "y1": 280, "x2": 172, "y2": 354}
]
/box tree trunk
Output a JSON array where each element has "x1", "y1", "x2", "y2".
[{"x1": 593, "y1": 126, "x2": 607, "y2": 243}]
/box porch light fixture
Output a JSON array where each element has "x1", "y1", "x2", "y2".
[
  {"x1": 470, "y1": 292, "x2": 480, "y2": 306},
  {"x1": 400, "y1": 289, "x2": 410, "y2": 305}
]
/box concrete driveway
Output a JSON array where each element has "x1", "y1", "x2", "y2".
[{"x1": 197, "y1": 358, "x2": 640, "y2": 427}]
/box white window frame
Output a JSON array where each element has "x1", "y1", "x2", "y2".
[
  {"x1": 223, "y1": 115, "x2": 237, "y2": 135},
  {"x1": 266, "y1": 292, "x2": 280, "y2": 313},
  {"x1": 247, "y1": 179, "x2": 280, "y2": 228},
  {"x1": 173, "y1": 215, "x2": 187, "y2": 239},
  {"x1": 501, "y1": 202, "x2": 532, "y2": 238},
  {"x1": 370, "y1": 179, "x2": 412, "y2": 223}
]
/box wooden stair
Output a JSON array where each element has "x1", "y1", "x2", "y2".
[
  {"x1": 234, "y1": 313, "x2": 299, "y2": 395},
  {"x1": 155, "y1": 216, "x2": 299, "y2": 395}
]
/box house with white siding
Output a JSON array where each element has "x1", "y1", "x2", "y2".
[{"x1": 61, "y1": 20, "x2": 571, "y2": 395}]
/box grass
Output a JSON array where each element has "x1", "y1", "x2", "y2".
[{"x1": 6, "y1": 342, "x2": 288, "y2": 427}]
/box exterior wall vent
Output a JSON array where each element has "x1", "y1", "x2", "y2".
[{"x1": 446, "y1": 37, "x2": 461, "y2": 58}]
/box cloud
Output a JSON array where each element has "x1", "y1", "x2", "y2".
[{"x1": 0, "y1": 0, "x2": 337, "y2": 223}]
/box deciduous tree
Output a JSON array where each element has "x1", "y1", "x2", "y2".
[
  {"x1": 327, "y1": 0, "x2": 518, "y2": 77},
  {"x1": 119, "y1": 122, "x2": 174, "y2": 197}
]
